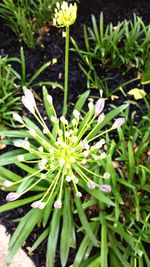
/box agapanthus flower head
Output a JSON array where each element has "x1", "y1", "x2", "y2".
[
  {"x1": 53, "y1": 1, "x2": 77, "y2": 27},
  {"x1": 9, "y1": 88, "x2": 125, "y2": 209}
]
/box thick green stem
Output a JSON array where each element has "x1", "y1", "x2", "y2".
[{"x1": 63, "y1": 26, "x2": 70, "y2": 116}]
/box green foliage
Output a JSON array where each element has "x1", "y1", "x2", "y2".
[
  {"x1": 71, "y1": 13, "x2": 150, "y2": 94},
  {"x1": 0, "y1": 48, "x2": 62, "y2": 128},
  {"x1": 0, "y1": 0, "x2": 60, "y2": 47},
  {"x1": 0, "y1": 56, "x2": 21, "y2": 127}
]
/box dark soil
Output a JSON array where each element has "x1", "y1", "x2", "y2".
[{"x1": 0, "y1": 0, "x2": 150, "y2": 266}]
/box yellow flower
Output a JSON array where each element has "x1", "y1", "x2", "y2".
[{"x1": 53, "y1": 1, "x2": 77, "y2": 27}]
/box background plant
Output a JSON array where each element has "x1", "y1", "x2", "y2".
[
  {"x1": 0, "y1": 56, "x2": 21, "y2": 128},
  {"x1": 71, "y1": 13, "x2": 150, "y2": 94},
  {"x1": 0, "y1": 0, "x2": 62, "y2": 47},
  {"x1": 0, "y1": 47, "x2": 62, "y2": 128}
]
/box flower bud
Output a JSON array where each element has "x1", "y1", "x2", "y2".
[
  {"x1": 112, "y1": 118, "x2": 125, "y2": 129},
  {"x1": 54, "y1": 199, "x2": 62, "y2": 209},
  {"x1": 6, "y1": 192, "x2": 20, "y2": 201},
  {"x1": 3, "y1": 180, "x2": 13, "y2": 187},
  {"x1": 98, "y1": 113, "x2": 105, "y2": 123},
  {"x1": 95, "y1": 98, "x2": 105, "y2": 116},
  {"x1": 60, "y1": 116, "x2": 68, "y2": 125},
  {"x1": 31, "y1": 201, "x2": 46, "y2": 209},
  {"x1": 99, "y1": 184, "x2": 111, "y2": 192},
  {"x1": 73, "y1": 110, "x2": 80, "y2": 119},
  {"x1": 103, "y1": 172, "x2": 110, "y2": 179},
  {"x1": 88, "y1": 101, "x2": 94, "y2": 111},
  {"x1": 22, "y1": 89, "x2": 36, "y2": 114},
  {"x1": 66, "y1": 176, "x2": 72, "y2": 182},
  {"x1": 87, "y1": 181, "x2": 96, "y2": 189},
  {"x1": 76, "y1": 191, "x2": 82, "y2": 198},
  {"x1": 13, "y1": 113, "x2": 23, "y2": 124}
]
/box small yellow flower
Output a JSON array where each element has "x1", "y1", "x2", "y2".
[{"x1": 53, "y1": 1, "x2": 77, "y2": 27}]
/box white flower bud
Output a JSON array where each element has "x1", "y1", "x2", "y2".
[
  {"x1": 65, "y1": 131, "x2": 70, "y2": 137},
  {"x1": 6, "y1": 192, "x2": 20, "y2": 201},
  {"x1": 38, "y1": 158, "x2": 47, "y2": 170},
  {"x1": 73, "y1": 109, "x2": 80, "y2": 119},
  {"x1": 88, "y1": 101, "x2": 94, "y2": 111},
  {"x1": 87, "y1": 181, "x2": 96, "y2": 189},
  {"x1": 52, "y1": 58, "x2": 57, "y2": 64},
  {"x1": 54, "y1": 199, "x2": 62, "y2": 209},
  {"x1": 95, "y1": 98, "x2": 105, "y2": 116},
  {"x1": 13, "y1": 113, "x2": 23, "y2": 124},
  {"x1": 38, "y1": 146, "x2": 44, "y2": 152},
  {"x1": 81, "y1": 140, "x2": 90, "y2": 150},
  {"x1": 98, "y1": 113, "x2": 105, "y2": 123},
  {"x1": 51, "y1": 116, "x2": 57, "y2": 123},
  {"x1": 60, "y1": 116, "x2": 68, "y2": 125},
  {"x1": 59, "y1": 159, "x2": 66, "y2": 166},
  {"x1": 112, "y1": 118, "x2": 125, "y2": 129},
  {"x1": 22, "y1": 89, "x2": 36, "y2": 114},
  {"x1": 3, "y1": 180, "x2": 13, "y2": 187},
  {"x1": 43, "y1": 128, "x2": 49, "y2": 134},
  {"x1": 72, "y1": 118, "x2": 77, "y2": 126},
  {"x1": 66, "y1": 175, "x2": 72, "y2": 182},
  {"x1": 31, "y1": 201, "x2": 46, "y2": 209},
  {"x1": 99, "y1": 184, "x2": 111, "y2": 192},
  {"x1": 76, "y1": 191, "x2": 82, "y2": 198},
  {"x1": 103, "y1": 172, "x2": 110, "y2": 179}
]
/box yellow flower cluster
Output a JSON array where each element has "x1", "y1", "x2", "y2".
[{"x1": 53, "y1": 1, "x2": 77, "y2": 27}]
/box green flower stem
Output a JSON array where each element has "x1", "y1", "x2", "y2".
[
  {"x1": 19, "y1": 175, "x2": 45, "y2": 195},
  {"x1": 63, "y1": 26, "x2": 70, "y2": 116},
  {"x1": 58, "y1": 172, "x2": 65, "y2": 200},
  {"x1": 86, "y1": 127, "x2": 113, "y2": 143},
  {"x1": 13, "y1": 169, "x2": 42, "y2": 185},
  {"x1": 77, "y1": 163, "x2": 104, "y2": 179},
  {"x1": 42, "y1": 168, "x2": 61, "y2": 202}
]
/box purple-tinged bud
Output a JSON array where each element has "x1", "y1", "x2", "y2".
[
  {"x1": 6, "y1": 192, "x2": 20, "y2": 201},
  {"x1": 103, "y1": 172, "x2": 110, "y2": 179},
  {"x1": 98, "y1": 113, "x2": 105, "y2": 123},
  {"x1": 112, "y1": 118, "x2": 125, "y2": 129},
  {"x1": 87, "y1": 181, "x2": 96, "y2": 189},
  {"x1": 95, "y1": 98, "x2": 105, "y2": 117},
  {"x1": 3, "y1": 180, "x2": 13, "y2": 188},
  {"x1": 31, "y1": 201, "x2": 46, "y2": 209},
  {"x1": 99, "y1": 184, "x2": 111, "y2": 192},
  {"x1": 54, "y1": 199, "x2": 62, "y2": 209}
]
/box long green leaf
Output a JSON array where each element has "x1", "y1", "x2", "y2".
[{"x1": 46, "y1": 209, "x2": 61, "y2": 267}]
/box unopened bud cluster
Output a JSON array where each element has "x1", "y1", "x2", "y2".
[{"x1": 5, "y1": 89, "x2": 125, "y2": 209}]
